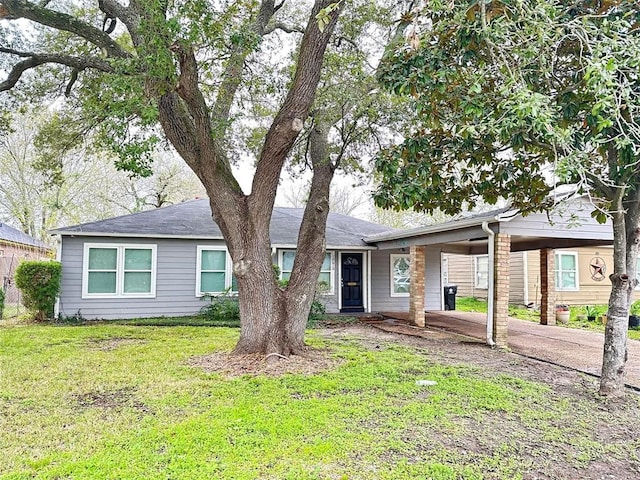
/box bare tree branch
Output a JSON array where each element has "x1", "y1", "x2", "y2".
[
  {"x1": 211, "y1": 0, "x2": 278, "y2": 132},
  {"x1": 0, "y1": 0, "x2": 130, "y2": 58},
  {"x1": 265, "y1": 21, "x2": 305, "y2": 35},
  {"x1": 0, "y1": 49, "x2": 115, "y2": 92}
]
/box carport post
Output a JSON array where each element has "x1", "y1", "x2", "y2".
[
  {"x1": 409, "y1": 245, "x2": 426, "y2": 327},
  {"x1": 540, "y1": 248, "x2": 556, "y2": 325},
  {"x1": 493, "y1": 233, "x2": 511, "y2": 347}
]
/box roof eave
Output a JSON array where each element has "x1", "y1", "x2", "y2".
[{"x1": 363, "y1": 209, "x2": 519, "y2": 244}]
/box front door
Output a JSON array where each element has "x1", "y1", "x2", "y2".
[{"x1": 340, "y1": 253, "x2": 364, "y2": 313}]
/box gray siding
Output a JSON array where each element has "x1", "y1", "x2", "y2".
[
  {"x1": 60, "y1": 236, "x2": 419, "y2": 319},
  {"x1": 501, "y1": 199, "x2": 612, "y2": 241},
  {"x1": 59, "y1": 236, "x2": 226, "y2": 320},
  {"x1": 425, "y1": 247, "x2": 442, "y2": 310},
  {"x1": 369, "y1": 248, "x2": 410, "y2": 312}
]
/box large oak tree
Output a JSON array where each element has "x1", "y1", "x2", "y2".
[
  {"x1": 375, "y1": 0, "x2": 640, "y2": 395},
  {"x1": 0, "y1": 0, "x2": 347, "y2": 356},
  {"x1": 0, "y1": 1, "x2": 411, "y2": 357}
]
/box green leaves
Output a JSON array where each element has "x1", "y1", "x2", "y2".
[
  {"x1": 375, "y1": 0, "x2": 640, "y2": 217},
  {"x1": 14, "y1": 261, "x2": 62, "y2": 322},
  {"x1": 316, "y1": 1, "x2": 343, "y2": 32}
]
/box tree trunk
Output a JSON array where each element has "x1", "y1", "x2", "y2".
[
  {"x1": 153, "y1": 0, "x2": 344, "y2": 358},
  {"x1": 600, "y1": 206, "x2": 639, "y2": 395},
  {"x1": 229, "y1": 122, "x2": 336, "y2": 357}
]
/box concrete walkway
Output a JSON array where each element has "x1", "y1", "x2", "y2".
[{"x1": 371, "y1": 311, "x2": 640, "y2": 390}]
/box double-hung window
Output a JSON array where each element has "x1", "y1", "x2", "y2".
[
  {"x1": 83, "y1": 244, "x2": 156, "y2": 298},
  {"x1": 196, "y1": 246, "x2": 237, "y2": 296},
  {"x1": 279, "y1": 250, "x2": 334, "y2": 293},
  {"x1": 555, "y1": 252, "x2": 579, "y2": 291},
  {"x1": 390, "y1": 254, "x2": 410, "y2": 297},
  {"x1": 475, "y1": 255, "x2": 489, "y2": 289}
]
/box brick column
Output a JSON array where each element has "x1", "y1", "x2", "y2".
[
  {"x1": 409, "y1": 245, "x2": 426, "y2": 327},
  {"x1": 493, "y1": 234, "x2": 511, "y2": 347},
  {"x1": 540, "y1": 248, "x2": 556, "y2": 325}
]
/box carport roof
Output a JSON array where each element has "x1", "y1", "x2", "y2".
[{"x1": 365, "y1": 197, "x2": 613, "y2": 253}]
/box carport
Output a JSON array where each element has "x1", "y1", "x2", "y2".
[{"x1": 364, "y1": 196, "x2": 613, "y2": 347}]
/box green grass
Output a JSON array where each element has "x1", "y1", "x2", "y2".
[
  {"x1": 1, "y1": 322, "x2": 638, "y2": 479},
  {"x1": 454, "y1": 296, "x2": 488, "y2": 313},
  {"x1": 456, "y1": 297, "x2": 640, "y2": 339}
]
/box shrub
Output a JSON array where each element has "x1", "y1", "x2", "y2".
[
  {"x1": 307, "y1": 280, "x2": 329, "y2": 327},
  {"x1": 199, "y1": 289, "x2": 240, "y2": 326},
  {"x1": 14, "y1": 260, "x2": 62, "y2": 322}
]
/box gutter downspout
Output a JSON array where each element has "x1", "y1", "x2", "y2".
[{"x1": 481, "y1": 222, "x2": 496, "y2": 347}]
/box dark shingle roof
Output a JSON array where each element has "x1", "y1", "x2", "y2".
[
  {"x1": 0, "y1": 223, "x2": 48, "y2": 249},
  {"x1": 51, "y1": 199, "x2": 394, "y2": 247}
]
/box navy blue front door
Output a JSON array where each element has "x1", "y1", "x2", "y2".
[{"x1": 341, "y1": 253, "x2": 364, "y2": 312}]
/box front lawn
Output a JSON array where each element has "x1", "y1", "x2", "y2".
[{"x1": 1, "y1": 322, "x2": 639, "y2": 479}]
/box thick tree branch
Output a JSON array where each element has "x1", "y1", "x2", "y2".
[
  {"x1": 0, "y1": 49, "x2": 114, "y2": 92},
  {"x1": 0, "y1": 0, "x2": 130, "y2": 59},
  {"x1": 170, "y1": 44, "x2": 239, "y2": 191},
  {"x1": 211, "y1": 0, "x2": 277, "y2": 133},
  {"x1": 264, "y1": 21, "x2": 305, "y2": 35},
  {"x1": 250, "y1": 0, "x2": 344, "y2": 216}
]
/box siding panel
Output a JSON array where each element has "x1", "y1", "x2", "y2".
[{"x1": 370, "y1": 248, "x2": 410, "y2": 312}]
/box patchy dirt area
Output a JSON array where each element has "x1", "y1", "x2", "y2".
[
  {"x1": 190, "y1": 347, "x2": 343, "y2": 378},
  {"x1": 326, "y1": 324, "x2": 640, "y2": 480},
  {"x1": 85, "y1": 337, "x2": 147, "y2": 351},
  {"x1": 192, "y1": 323, "x2": 640, "y2": 480},
  {"x1": 74, "y1": 387, "x2": 151, "y2": 414}
]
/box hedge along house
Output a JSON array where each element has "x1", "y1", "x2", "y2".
[
  {"x1": 0, "y1": 223, "x2": 51, "y2": 304},
  {"x1": 364, "y1": 196, "x2": 615, "y2": 348},
  {"x1": 50, "y1": 199, "x2": 412, "y2": 320}
]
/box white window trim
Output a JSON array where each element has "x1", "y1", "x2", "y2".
[
  {"x1": 474, "y1": 254, "x2": 489, "y2": 290},
  {"x1": 278, "y1": 249, "x2": 335, "y2": 295},
  {"x1": 82, "y1": 243, "x2": 157, "y2": 299},
  {"x1": 390, "y1": 253, "x2": 411, "y2": 298},
  {"x1": 195, "y1": 246, "x2": 235, "y2": 297},
  {"x1": 555, "y1": 251, "x2": 579, "y2": 292}
]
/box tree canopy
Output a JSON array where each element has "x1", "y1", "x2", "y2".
[
  {"x1": 0, "y1": 0, "x2": 413, "y2": 357},
  {"x1": 375, "y1": 0, "x2": 640, "y2": 395}
]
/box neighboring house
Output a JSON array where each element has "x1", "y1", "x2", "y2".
[
  {"x1": 51, "y1": 199, "x2": 412, "y2": 319},
  {"x1": 0, "y1": 223, "x2": 51, "y2": 304},
  {"x1": 446, "y1": 246, "x2": 640, "y2": 307}
]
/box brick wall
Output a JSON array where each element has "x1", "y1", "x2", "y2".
[
  {"x1": 0, "y1": 241, "x2": 50, "y2": 304},
  {"x1": 409, "y1": 245, "x2": 426, "y2": 327},
  {"x1": 493, "y1": 234, "x2": 511, "y2": 347},
  {"x1": 539, "y1": 248, "x2": 556, "y2": 325}
]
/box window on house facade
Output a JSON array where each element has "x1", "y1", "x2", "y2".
[
  {"x1": 83, "y1": 244, "x2": 156, "y2": 298},
  {"x1": 196, "y1": 246, "x2": 237, "y2": 296},
  {"x1": 475, "y1": 255, "x2": 489, "y2": 289},
  {"x1": 279, "y1": 250, "x2": 334, "y2": 293},
  {"x1": 390, "y1": 254, "x2": 410, "y2": 297},
  {"x1": 555, "y1": 252, "x2": 579, "y2": 291}
]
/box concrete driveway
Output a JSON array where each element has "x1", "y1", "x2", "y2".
[{"x1": 375, "y1": 311, "x2": 640, "y2": 390}]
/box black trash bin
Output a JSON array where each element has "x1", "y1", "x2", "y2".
[{"x1": 444, "y1": 285, "x2": 458, "y2": 311}]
